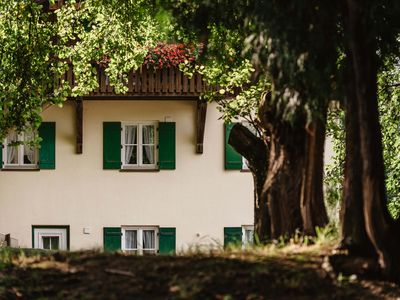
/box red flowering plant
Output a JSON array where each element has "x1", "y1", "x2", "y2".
[{"x1": 143, "y1": 43, "x2": 203, "y2": 69}]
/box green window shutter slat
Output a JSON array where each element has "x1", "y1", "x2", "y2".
[
  {"x1": 224, "y1": 227, "x2": 242, "y2": 248},
  {"x1": 103, "y1": 122, "x2": 121, "y2": 169},
  {"x1": 225, "y1": 123, "x2": 242, "y2": 170},
  {"x1": 39, "y1": 122, "x2": 56, "y2": 169},
  {"x1": 103, "y1": 227, "x2": 121, "y2": 252},
  {"x1": 159, "y1": 227, "x2": 176, "y2": 255},
  {"x1": 159, "y1": 122, "x2": 176, "y2": 170}
]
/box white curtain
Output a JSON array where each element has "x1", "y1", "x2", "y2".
[
  {"x1": 142, "y1": 125, "x2": 154, "y2": 164},
  {"x1": 7, "y1": 131, "x2": 18, "y2": 164},
  {"x1": 125, "y1": 126, "x2": 137, "y2": 164},
  {"x1": 143, "y1": 230, "x2": 155, "y2": 249},
  {"x1": 245, "y1": 229, "x2": 254, "y2": 245},
  {"x1": 125, "y1": 230, "x2": 137, "y2": 249},
  {"x1": 24, "y1": 132, "x2": 35, "y2": 164}
]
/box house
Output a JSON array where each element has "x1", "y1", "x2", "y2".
[{"x1": 0, "y1": 67, "x2": 254, "y2": 253}]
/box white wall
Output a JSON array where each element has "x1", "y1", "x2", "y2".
[{"x1": 0, "y1": 100, "x2": 253, "y2": 251}]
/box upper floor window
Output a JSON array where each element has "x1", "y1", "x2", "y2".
[
  {"x1": 3, "y1": 130, "x2": 38, "y2": 169},
  {"x1": 103, "y1": 121, "x2": 175, "y2": 170},
  {"x1": 121, "y1": 122, "x2": 157, "y2": 169}
]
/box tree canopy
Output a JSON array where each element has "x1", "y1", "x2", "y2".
[{"x1": 0, "y1": 0, "x2": 161, "y2": 138}]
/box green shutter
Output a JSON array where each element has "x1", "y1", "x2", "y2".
[
  {"x1": 103, "y1": 122, "x2": 121, "y2": 169},
  {"x1": 39, "y1": 122, "x2": 56, "y2": 169},
  {"x1": 159, "y1": 122, "x2": 176, "y2": 170},
  {"x1": 224, "y1": 227, "x2": 242, "y2": 248},
  {"x1": 225, "y1": 123, "x2": 242, "y2": 170},
  {"x1": 159, "y1": 227, "x2": 176, "y2": 255},
  {"x1": 103, "y1": 227, "x2": 121, "y2": 252}
]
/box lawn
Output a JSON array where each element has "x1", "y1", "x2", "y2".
[{"x1": 0, "y1": 244, "x2": 399, "y2": 299}]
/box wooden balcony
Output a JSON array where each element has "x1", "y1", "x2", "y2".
[{"x1": 60, "y1": 65, "x2": 213, "y2": 100}]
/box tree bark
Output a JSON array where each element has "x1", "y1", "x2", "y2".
[
  {"x1": 300, "y1": 116, "x2": 329, "y2": 235},
  {"x1": 339, "y1": 50, "x2": 376, "y2": 256},
  {"x1": 228, "y1": 123, "x2": 270, "y2": 242},
  {"x1": 263, "y1": 124, "x2": 304, "y2": 239},
  {"x1": 346, "y1": 0, "x2": 400, "y2": 281}
]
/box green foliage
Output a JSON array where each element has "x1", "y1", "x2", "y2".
[
  {"x1": 0, "y1": 0, "x2": 64, "y2": 139},
  {"x1": 55, "y1": 0, "x2": 161, "y2": 95},
  {"x1": 313, "y1": 224, "x2": 338, "y2": 246},
  {"x1": 324, "y1": 61, "x2": 400, "y2": 219},
  {"x1": 324, "y1": 108, "x2": 345, "y2": 221},
  {"x1": 253, "y1": 2, "x2": 341, "y2": 124},
  {"x1": 178, "y1": 23, "x2": 269, "y2": 132},
  {"x1": 0, "y1": 0, "x2": 161, "y2": 139},
  {"x1": 379, "y1": 59, "x2": 400, "y2": 218}
]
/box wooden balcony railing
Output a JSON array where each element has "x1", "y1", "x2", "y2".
[{"x1": 58, "y1": 65, "x2": 214, "y2": 98}]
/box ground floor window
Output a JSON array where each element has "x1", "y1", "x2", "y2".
[
  {"x1": 32, "y1": 226, "x2": 69, "y2": 250},
  {"x1": 242, "y1": 225, "x2": 255, "y2": 246},
  {"x1": 224, "y1": 225, "x2": 255, "y2": 248},
  {"x1": 121, "y1": 226, "x2": 158, "y2": 254}
]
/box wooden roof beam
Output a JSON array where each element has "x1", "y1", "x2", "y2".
[
  {"x1": 196, "y1": 100, "x2": 207, "y2": 154},
  {"x1": 75, "y1": 97, "x2": 83, "y2": 154}
]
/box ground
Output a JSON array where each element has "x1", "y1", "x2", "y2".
[{"x1": 0, "y1": 244, "x2": 399, "y2": 300}]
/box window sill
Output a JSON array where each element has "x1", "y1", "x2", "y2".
[
  {"x1": 120, "y1": 168, "x2": 160, "y2": 172},
  {"x1": 1, "y1": 166, "x2": 39, "y2": 171}
]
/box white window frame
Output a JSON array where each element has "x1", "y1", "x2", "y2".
[
  {"x1": 2, "y1": 131, "x2": 38, "y2": 169},
  {"x1": 121, "y1": 226, "x2": 159, "y2": 255},
  {"x1": 33, "y1": 228, "x2": 68, "y2": 250},
  {"x1": 242, "y1": 225, "x2": 255, "y2": 247},
  {"x1": 121, "y1": 122, "x2": 158, "y2": 170}
]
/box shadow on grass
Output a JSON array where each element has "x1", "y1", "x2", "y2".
[{"x1": 0, "y1": 248, "x2": 399, "y2": 300}]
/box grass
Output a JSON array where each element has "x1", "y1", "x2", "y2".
[{"x1": 0, "y1": 240, "x2": 399, "y2": 299}]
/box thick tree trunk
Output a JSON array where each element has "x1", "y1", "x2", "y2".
[
  {"x1": 339, "y1": 52, "x2": 376, "y2": 256},
  {"x1": 346, "y1": 0, "x2": 400, "y2": 280},
  {"x1": 228, "y1": 124, "x2": 270, "y2": 242},
  {"x1": 263, "y1": 125, "x2": 304, "y2": 239},
  {"x1": 300, "y1": 116, "x2": 329, "y2": 235}
]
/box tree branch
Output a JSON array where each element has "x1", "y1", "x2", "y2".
[{"x1": 228, "y1": 123, "x2": 268, "y2": 171}]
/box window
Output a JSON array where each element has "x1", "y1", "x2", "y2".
[
  {"x1": 103, "y1": 121, "x2": 175, "y2": 170},
  {"x1": 242, "y1": 225, "x2": 254, "y2": 246},
  {"x1": 3, "y1": 130, "x2": 38, "y2": 169},
  {"x1": 121, "y1": 226, "x2": 158, "y2": 254},
  {"x1": 224, "y1": 225, "x2": 254, "y2": 248},
  {"x1": 121, "y1": 122, "x2": 157, "y2": 169},
  {"x1": 0, "y1": 122, "x2": 56, "y2": 170},
  {"x1": 32, "y1": 226, "x2": 69, "y2": 250},
  {"x1": 104, "y1": 226, "x2": 176, "y2": 254},
  {"x1": 103, "y1": 226, "x2": 176, "y2": 255}
]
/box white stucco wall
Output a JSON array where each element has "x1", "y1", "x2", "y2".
[{"x1": 0, "y1": 100, "x2": 253, "y2": 251}]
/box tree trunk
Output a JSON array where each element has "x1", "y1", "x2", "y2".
[
  {"x1": 263, "y1": 125, "x2": 304, "y2": 239},
  {"x1": 300, "y1": 116, "x2": 329, "y2": 235},
  {"x1": 228, "y1": 124, "x2": 270, "y2": 242},
  {"x1": 339, "y1": 50, "x2": 376, "y2": 256},
  {"x1": 346, "y1": 0, "x2": 400, "y2": 281}
]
